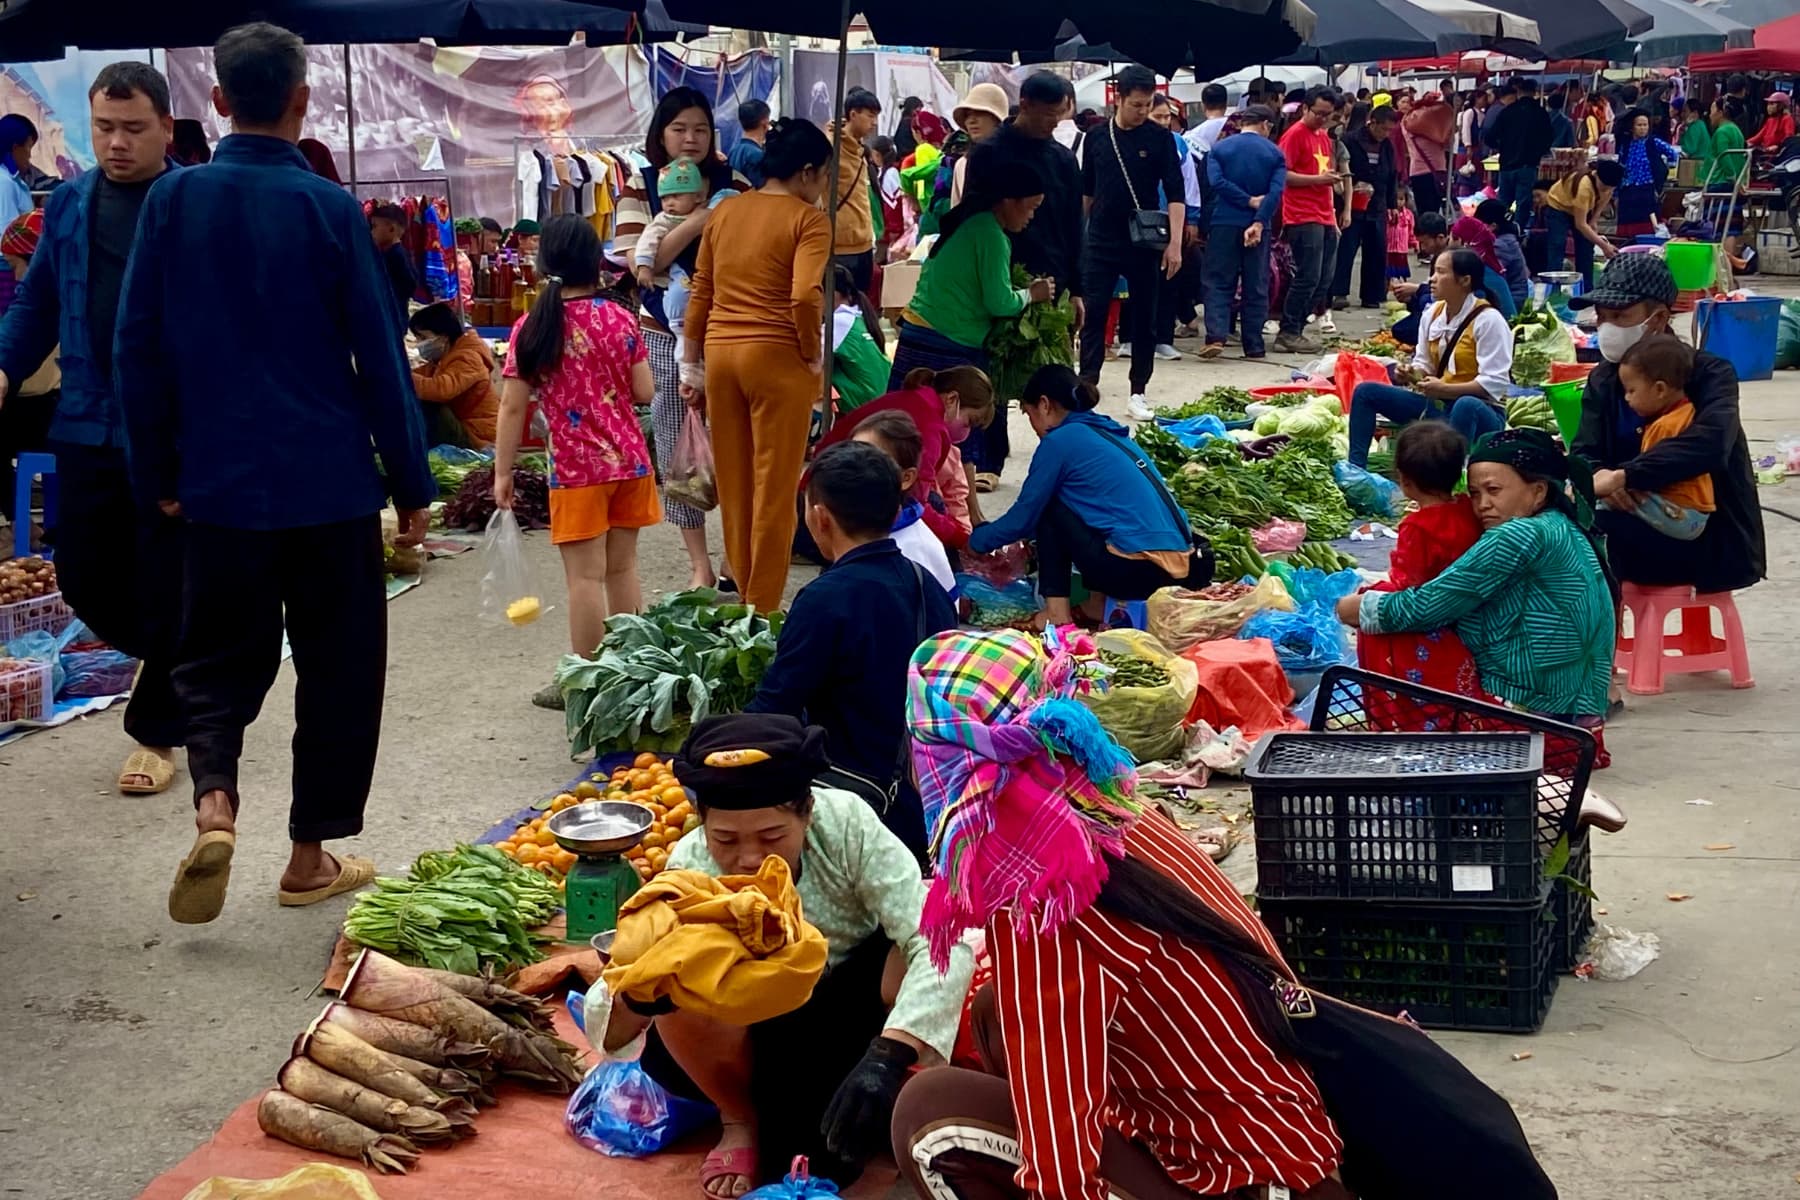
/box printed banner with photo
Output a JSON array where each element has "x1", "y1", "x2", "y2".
[
  {"x1": 0, "y1": 50, "x2": 159, "y2": 182},
  {"x1": 790, "y1": 49, "x2": 961, "y2": 141},
  {"x1": 165, "y1": 42, "x2": 659, "y2": 226}
]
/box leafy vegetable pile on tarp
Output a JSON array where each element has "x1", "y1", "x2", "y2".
[
  {"x1": 439, "y1": 464, "x2": 550, "y2": 531},
  {"x1": 557, "y1": 589, "x2": 783, "y2": 758},
  {"x1": 1156, "y1": 386, "x2": 1254, "y2": 422},
  {"x1": 1138, "y1": 425, "x2": 1354, "y2": 543},
  {"x1": 984, "y1": 264, "x2": 1076, "y2": 404}
]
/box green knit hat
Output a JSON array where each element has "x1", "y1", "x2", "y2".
[{"x1": 658, "y1": 157, "x2": 705, "y2": 197}]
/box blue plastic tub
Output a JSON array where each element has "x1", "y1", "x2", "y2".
[{"x1": 1695, "y1": 297, "x2": 1784, "y2": 382}]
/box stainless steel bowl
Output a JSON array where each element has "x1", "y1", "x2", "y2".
[
  {"x1": 590, "y1": 930, "x2": 616, "y2": 961},
  {"x1": 547, "y1": 800, "x2": 654, "y2": 855}
]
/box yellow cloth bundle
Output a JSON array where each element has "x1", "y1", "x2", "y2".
[{"x1": 602, "y1": 855, "x2": 828, "y2": 1026}]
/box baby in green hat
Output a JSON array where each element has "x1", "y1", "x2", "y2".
[{"x1": 634, "y1": 156, "x2": 707, "y2": 292}]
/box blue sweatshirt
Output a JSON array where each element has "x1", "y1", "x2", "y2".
[
  {"x1": 1205, "y1": 134, "x2": 1287, "y2": 229},
  {"x1": 114, "y1": 134, "x2": 433, "y2": 529},
  {"x1": 969, "y1": 411, "x2": 1192, "y2": 556}
]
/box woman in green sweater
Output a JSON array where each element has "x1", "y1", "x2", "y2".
[
  {"x1": 1703, "y1": 95, "x2": 1752, "y2": 270},
  {"x1": 887, "y1": 158, "x2": 1052, "y2": 389},
  {"x1": 1336, "y1": 429, "x2": 1617, "y2": 722}
]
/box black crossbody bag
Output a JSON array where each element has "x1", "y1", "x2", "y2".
[{"x1": 1110, "y1": 119, "x2": 1172, "y2": 251}]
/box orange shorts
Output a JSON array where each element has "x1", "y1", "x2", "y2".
[{"x1": 549, "y1": 476, "x2": 662, "y2": 544}]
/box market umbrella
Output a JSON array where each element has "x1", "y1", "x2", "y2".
[
  {"x1": 1405, "y1": 0, "x2": 1542, "y2": 48},
  {"x1": 1475, "y1": 0, "x2": 1652, "y2": 58},
  {"x1": 0, "y1": 0, "x2": 647, "y2": 55},
  {"x1": 1692, "y1": 0, "x2": 1795, "y2": 29},
  {"x1": 1273, "y1": 0, "x2": 1538, "y2": 66},
  {"x1": 1595, "y1": 0, "x2": 1751, "y2": 63}
]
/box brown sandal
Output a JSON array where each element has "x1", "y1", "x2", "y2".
[
  {"x1": 169, "y1": 830, "x2": 236, "y2": 925},
  {"x1": 119, "y1": 748, "x2": 178, "y2": 795},
  {"x1": 278, "y1": 855, "x2": 377, "y2": 907}
]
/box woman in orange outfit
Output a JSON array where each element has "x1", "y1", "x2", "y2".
[{"x1": 681, "y1": 120, "x2": 836, "y2": 612}]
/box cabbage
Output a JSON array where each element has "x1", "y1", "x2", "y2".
[
  {"x1": 1278, "y1": 405, "x2": 1339, "y2": 438},
  {"x1": 1253, "y1": 410, "x2": 1283, "y2": 436}
]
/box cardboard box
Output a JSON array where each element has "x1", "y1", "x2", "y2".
[
  {"x1": 1676, "y1": 158, "x2": 1701, "y2": 188},
  {"x1": 882, "y1": 260, "x2": 922, "y2": 311}
]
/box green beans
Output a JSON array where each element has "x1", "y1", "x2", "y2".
[{"x1": 1099, "y1": 649, "x2": 1172, "y2": 689}]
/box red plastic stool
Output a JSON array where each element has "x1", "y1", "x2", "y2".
[{"x1": 1615, "y1": 583, "x2": 1754, "y2": 695}]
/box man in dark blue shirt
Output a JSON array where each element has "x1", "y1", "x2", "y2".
[
  {"x1": 0, "y1": 62, "x2": 187, "y2": 795},
  {"x1": 747, "y1": 442, "x2": 955, "y2": 858},
  {"x1": 114, "y1": 21, "x2": 434, "y2": 925},
  {"x1": 728, "y1": 99, "x2": 769, "y2": 189}
]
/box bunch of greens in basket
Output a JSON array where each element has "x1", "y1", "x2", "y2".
[
  {"x1": 557, "y1": 589, "x2": 784, "y2": 758},
  {"x1": 983, "y1": 264, "x2": 1076, "y2": 405}
]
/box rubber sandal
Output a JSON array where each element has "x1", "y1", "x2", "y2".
[
  {"x1": 169, "y1": 830, "x2": 236, "y2": 925},
  {"x1": 119, "y1": 748, "x2": 178, "y2": 795},
  {"x1": 278, "y1": 854, "x2": 376, "y2": 907},
  {"x1": 700, "y1": 1146, "x2": 758, "y2": 1200},
  {"x1": 974, "y1": 472, "x2": 1000, "y2": 494}
]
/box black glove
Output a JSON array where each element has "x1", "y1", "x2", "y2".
[
  {"x1": 621, "y1": 993, "x2": 676, "y2": 1017},
  {"x1": 819, "y1": 1036, "x2": 919, "y2": 1161}
]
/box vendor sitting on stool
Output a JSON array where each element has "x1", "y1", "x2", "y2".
[
  {"x1": 1347, "y1": 248, "x2": 1511, "y2": 468},
  {"x1": 408, "y1": 302, "x2": 498, "y2": 448},
  {"x1": 600, "y1": 712, "x2": 974, "y2": 1200},
  {"x1": 968, "y1": 364, "x2": 1211, "y2": 627}
]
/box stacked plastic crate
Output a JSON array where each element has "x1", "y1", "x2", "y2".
[{"x1": 1247, "y1": 667, "x2": 1599, "y2": 1033}]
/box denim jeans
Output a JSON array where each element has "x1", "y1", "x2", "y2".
[
  {"x1": 1202, "y1": 225, "x2": 1271, "y2": 356},
  {"x1": 1496, "y1": 167, "x2": 1538, "y2": 226},
  {"x1": 1541, "y1": 207, "x2": 1596, "y2": 288},
  {"x1": 1347, "y1": 382, "x2": 1505, "y2": 467},
  {"x1": 1282, "y1": 222, "x2": 1338, "y2": 335}
]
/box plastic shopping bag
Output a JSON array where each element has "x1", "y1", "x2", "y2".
[
  {"x1": 181, "y1": 1164, "x2": 384, "y2": 1200},
  {"x1": 566, "y1": 1056, "x2": 716, "y2": 1158},
  {"x1": 479, "y1": 509, "x2": 547, "y2": 626},
  {"x1": 1237, "y1": 567, "x2": 1360, "y2": 675},
  {"x1": 1332, "y1": 461, "x2": 1407, "y2": 520},
  {"x1": 745, "y1": 1159, "x2": 843, "y2": 1200},
  {"x1": 1334, "y1": 352, "x2": 1391, "y2": 413},
  {"x1": 1077, "y1": 628, "x2": 1200, "y2": 762},
  {"x1": 957, "y1": 575, "x2": 1042, "y2": 630},
  {"x1": 1147, "y1": 575, "x2": 1294, "y2": 654},
  {"x1": 665, "y1": 407, "x2": 719, "y2": 512}
]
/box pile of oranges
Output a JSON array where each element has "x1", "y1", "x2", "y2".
[{"x1": 494, "y1": 753, "x2": 700, "y2": 884}]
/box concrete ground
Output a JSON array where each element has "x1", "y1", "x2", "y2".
[{"x1": 3, "y1": 287, "x2": 1798, "y2": 1199}]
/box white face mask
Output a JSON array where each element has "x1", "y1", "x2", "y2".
[{"x1": 1597, "y1": 317, "x2": 1652, "y2": 363}]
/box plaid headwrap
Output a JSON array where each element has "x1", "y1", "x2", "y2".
[
  {"x1": 908, "y1": 630, "x2": 1140, "y2": 970},
  {"x1": 1, "y1": 209, "x2": 41, "y2": 259}
]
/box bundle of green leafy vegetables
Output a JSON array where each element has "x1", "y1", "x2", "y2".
[
  {"x1": 342, "y1": 844, "x2": 560, "y2": 974},
  {"x1": 1135, "y1": 425, "x2": 1354, "y2": 541},
  {"x1": 428, "y1": 447, "x2": 490, "y2": 496},
  {"x1": 557, "y1": 589, "x2": 784, "y2": 758},
  {"x1": 983, "y1": 264, "x2": 1076, "y2": 403},
  {"x1": 1156, "y1": 386, "x2": 1254, "y2": 422}
]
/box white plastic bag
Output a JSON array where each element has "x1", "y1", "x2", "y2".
[{"x1": 479, "y1": 509, "x2": 548, "y2": 626}]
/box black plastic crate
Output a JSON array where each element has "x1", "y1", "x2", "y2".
[
  {"x1": 1248, "y1": 731, "x2": 1545, "y2": 901},
  {"x1": 1303, "y1": 667, "x2": 1603, "y2": 968},
  {"x1": 1306, "y1": 666, "x2": 1597, "y2": 861},
  {"x1": 1553, "y1": 831, "x2": 1595, "y2": 973},
  {"x1": 1262, "y1": 887, "x2": 1559, "y2": 1033}
]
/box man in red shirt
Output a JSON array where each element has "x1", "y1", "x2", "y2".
[{"x1": 1276, "y1": 87, "x2": 1344, "y2": 355}]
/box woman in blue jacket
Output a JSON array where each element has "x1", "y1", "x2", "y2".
[{"x1": 968, "y1": 365, "x2": 1210, "y2": 624}]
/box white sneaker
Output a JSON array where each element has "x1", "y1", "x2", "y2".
[
  {"x1": 1319, "y1": 313, "x2": 1338, "y2": 334},
  {"x1": 1154, "y1": 343, "x2": 1182, "y2": 361},
  {"x1": 1127, "y1": 394, "x2": 1157, "y2": 421},
  {"x1": 1306, "y1": 313, "x2": 1318, "y2": 326},
  {"x1": 1263, "y1": 320, "x2": 1281, "y2": 336}
]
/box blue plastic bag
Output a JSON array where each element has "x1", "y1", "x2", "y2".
[
  {"x1": 1239, "y1": 567, "x2": 1359, "y2": 675},
  {"x1": 1332, "y1": 461, "x2": 1406, "y2": 520},
  {"x1": 956, "y1": 575, "x2": 1040, "y2": 629},
  {"x1": 54, "y1": 619, "x2": 137, "y2": 699},
  {"x1": 1155, "y1": 414, "x2": 1231, "y2": 448},
  {"x1": 565, "y1": 1057, "x2": 716, "y2": 1158},
  {"x1": 744, "y1": 1159, "x2": 842, "y2": 1200},
  {"x1": 3, "y1": 630, "x2": 63, "y2": 697}
]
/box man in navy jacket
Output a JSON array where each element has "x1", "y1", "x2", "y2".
[
  {"x1": 0, "y1": 61, "x2": 186, "y2": 795},
  {"x1": 113, "y1": 21, "x2": 434, "y2": 924}
]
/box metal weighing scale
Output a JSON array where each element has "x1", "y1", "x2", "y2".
[{"x1": 548, "y1": 800, "x2": 654, "y2": 944}]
